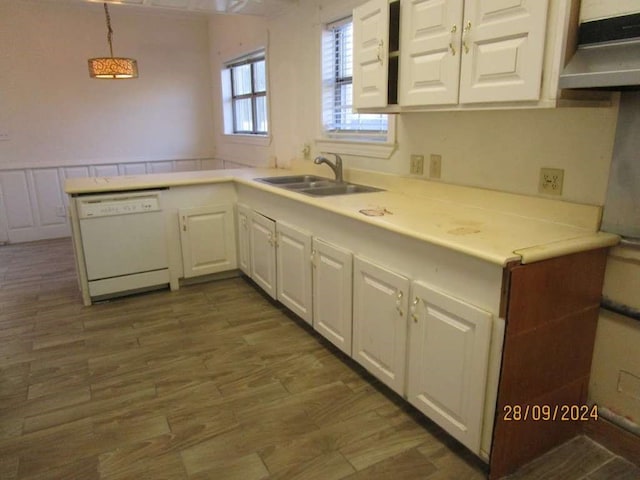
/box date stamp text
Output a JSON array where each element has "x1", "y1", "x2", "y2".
[{"x1": 503, "y1": 404, "x2": 598, "y2": 422}]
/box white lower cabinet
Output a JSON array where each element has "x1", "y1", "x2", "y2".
[
  {"x1": 353, "y1": 256, "x2": 410, "y2": 395},
  {"x1": 312, "y1": 238, "x2": 353, "y2": 355},
  {"x1": 407, "y1": 280, "x2": 492, "y2": 453},
  {"x1": 276, "y1": 222, "x2": 312, "y2": 324},
  {"x1": 178, "y1": 204, "x2": 237, "y2": 278},
  {"x1": 249, "y1": 212, "x2": 277, "y2": 299},
  {"x1": 236, "y1": 203, "x2": 252, "y2": 276}
]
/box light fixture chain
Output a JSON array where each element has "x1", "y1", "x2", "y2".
[
  {"x1": 88, "y1": 1, "x2": 138, "y2": 78},
  {"x1": 103, "y1": 2, "x2": 114, "y2": 58}
]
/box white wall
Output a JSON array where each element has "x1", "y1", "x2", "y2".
[
  {"x1": 208, "y1": 14, "x2": 275, "y2": 168},
  {"x1": 206, "y1": 2, "x2": 639, "y2": 429},
  {"x1": 0, "y1": 0, "x2": 218, "y2": 242},
  {"x1": 208, "y1": 0, "x2": 619, "y2": 206},
  {"x1": 0, "y1": 0, "x2": 215, "y2": 168},
  {"x1": 591, "y1": 245, "x2": 640, "y2": 427}
]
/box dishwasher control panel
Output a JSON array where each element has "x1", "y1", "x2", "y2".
[{"x1": 78, "y1": 193, "x2": 161, "y2": 218}]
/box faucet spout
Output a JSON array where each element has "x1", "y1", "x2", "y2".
[{"x1": 314, "y1": 153, "x2": 343, "y2": 183}]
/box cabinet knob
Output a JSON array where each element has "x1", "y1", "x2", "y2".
[{"x1": 377, "y1": 39, "x2": 385, "y2": 64}]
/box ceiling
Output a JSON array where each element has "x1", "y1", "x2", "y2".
[{"x1": 34, "y1": 0, "x2": 299, "y2": 16}]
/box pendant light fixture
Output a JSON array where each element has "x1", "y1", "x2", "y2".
[{"x1": 88, "y1": 3, "x2": 138, "y2": 79}]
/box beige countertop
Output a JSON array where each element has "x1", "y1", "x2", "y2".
[{"x1": 64, "y1": 167, "x2": 620, "y2": 266}]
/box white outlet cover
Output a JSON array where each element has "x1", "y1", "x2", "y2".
[{"x1": 539, "y1": 168, "x2": 564, "y2": 195}]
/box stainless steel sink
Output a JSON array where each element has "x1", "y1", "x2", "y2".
[
  {"x1": 281, "y1": 180, "x2": 336, "y2": 190},
  {"x1": 254, "y1": 175, "x2": 384, "y2": 196},
  {"x1": 298, "y1": 183, "x2": 383, "y2": 196},
  {"x1": 256, "y1": 175, "x2": 330, "y2": 185}
]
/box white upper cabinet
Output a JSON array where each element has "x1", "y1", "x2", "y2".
[
  {"x1": 353, "y1": 0, "x2": 390, "y2": 109},
  {"x1": 407, "y1": 281, "x2": 492, "y2": 453},
  {"x1": 459, "y1": 0, "x2": 549, "y2": 104},
  {"x1": 356, "y1": 0, "x2": 580, "y2": 110},
  {"x1": 400, "y1": 0, "x2": 464, "y2": 106},
  {"x1": 401, "y1": 0, "x2": 548, "y2": 106}
]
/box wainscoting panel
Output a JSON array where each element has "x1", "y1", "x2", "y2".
[
  {"x1": 0, "y1": 171, "x2": 35, "y2": 243},
  {"x1": 63, "y1": 166, "x2": 91, "y2": 179},
  {"x1": 92, "y1": 165, "x2": 120, "y2": 177},
  {"x1": 119, "y1": 163, "x2": 148, "y2": 175},
  {"x1": 30, "y1": 168, "x2": 67, "y2": 230},
  {"x1": 174, "y1": 159, "x2": 200, "y2": 172},
  {"x1": 0, "y1": 158, "x2": 222, "y2": 244},
  {"x1": 148, "y1": 161, "x2": 174, "y2": 173}
]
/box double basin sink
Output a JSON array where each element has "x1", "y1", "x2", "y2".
[{"x1": 255, "y1": 175, "x2": 384, "y2": 197}]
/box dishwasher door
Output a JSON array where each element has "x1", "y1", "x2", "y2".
[{"x1": 78, "y1": 191, "x2": 170, "y2": 297}]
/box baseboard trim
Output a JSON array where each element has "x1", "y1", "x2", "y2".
[{"x1": 585, "y1": 417, "x2": 640, "y2": 467}]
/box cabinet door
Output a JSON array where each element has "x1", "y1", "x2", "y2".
[
  {"x1": 236, "y1": 203, "x2": 252, "y2": 276},
  {"x1": 276, "y1": 222, "x2": 312, "y2": 324},
  {"x1": 459, "y1": 0, "x2": 549, "y2": 103},
  {"x1": 250, "y1": 212, "x2": 277, "y2": 299},
  {"x1": 353, "y1": 256, "x2": 410, "y2": 394},
  {"x1": 353, "y1": 0, "x2": 390, "y2": 109},
  {"x1": 407, "y1": 281, "x2": 492, "y2": 453},
  {"x1": 312, "y1": 238, "x2": 353, "y2": 355},
  {"x1": 399, "y1": 0, "x2": 463, "y2": 106},
  {"x1": 179, "y1": 204, "x2": 237, "y2": 278}
]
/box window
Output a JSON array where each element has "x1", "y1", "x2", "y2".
[
  {"x1": 321, "y1": 18, "x2": 388, "y2": 142},
  {"x1": 222, "y1": 50, "x2": 268, "y2": 136}
]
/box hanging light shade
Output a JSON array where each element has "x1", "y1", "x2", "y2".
[{"x1": 88, "y1": 3, "x2": 138, "y2": 79}]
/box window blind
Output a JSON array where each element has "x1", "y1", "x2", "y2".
[{"x1": 322, "y1": 18, "x2": 387, "y2": 140}]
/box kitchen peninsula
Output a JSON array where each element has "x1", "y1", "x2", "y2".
[{"x1": 65, "y1": 167, "x2": 619, "y2": 479}]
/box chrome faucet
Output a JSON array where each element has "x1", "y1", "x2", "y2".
[{"x1": 314, "y1": 153, "x2": 343, "y2": 183}]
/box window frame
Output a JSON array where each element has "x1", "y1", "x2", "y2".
[
  {"x1": 228, "y1": 56, "x2": 267, "y2": 135},
  {"x1": 318, "y1": 16, "x2": 396, "y2": 159},
  {"x1": 221, "y1": 49, "x2": 270, "y2": 144}
]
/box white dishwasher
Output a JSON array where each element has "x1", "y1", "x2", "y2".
[{"x1": 78, "y1": 190, "x2": 170, "y2": 300}]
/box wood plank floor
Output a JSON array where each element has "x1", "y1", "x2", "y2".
[{"x1": 1, "y1": 238, "x2": 638, "y2": 480}]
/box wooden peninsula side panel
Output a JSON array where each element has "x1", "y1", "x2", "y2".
[{"x1": 490, "y1": 248, "x2": 609, "y2": 479}]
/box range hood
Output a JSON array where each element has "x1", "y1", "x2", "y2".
[{"x1": 559, "y1": 13, "x2": 640, "y2": 90}]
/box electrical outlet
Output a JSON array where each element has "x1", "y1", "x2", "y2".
[
  {"x1": 429, "y1": 154, "x2": 442, "y2": 179},
  {"x1": 410, "y1": 154, "x2": 424, "y2": 175},
  {"x1": 538, "y1": 168, "x2": 564, "y2": 195}
]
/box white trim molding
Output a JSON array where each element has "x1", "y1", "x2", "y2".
[
  {"x1": 316, "y1": 115, "x2": 397, "y2": 159},
  {"x1": 0, "y1": 158, "x2": 225, "y2": 244},
  {"x1": 314, "y1": 138, "x2": 396, "y2": 159}
]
